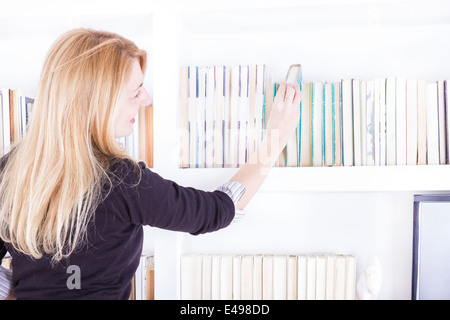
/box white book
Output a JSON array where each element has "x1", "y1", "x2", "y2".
[
  {"x1": 345, "y1": 256, "x2": 357, "y2": 300},
  {"x1": 324, "y1": 82, "x2": 333, "y2": 166},
  {"x1": 334, "y1": 255, "x2": 346, "y2": 300},
  {"x1": 341, "y1": 79, "x2": 354, "y2": 166},
  {"x1": 255, "y1": 65, "x2": 265, "y2": 149},
  {"x1": 180, "y1": 66, "x2": 189, "y2": 168},
  {"x1": 273, "y1": 255, "x2": 287, "y2": 300},
  {"x1": 188, "y1": 66, "x2": 197, "y2": 168},
  {"x1": 211, "y1": 254, "x2": 221, "y2": 299},
  {"x1": 253, "y1": 255, "x2": 263, "y2": 300},
  {"x1": 205, "y1": 66, "x2": 215, "y2": 168},
  {"x1": 406, "y1": 78, "x2": 418, "y2": 165},
  {"x1": 360, "y1": 81, "x2": 367, "y2": 166},
  {"x1": 352, "y1": 80, "x2": 362, "y2": 166},
  {"x1": 224, "y1": 67, "x2": 232, "y2": 167},
  {"x1": 300, "y1": 82, "x2": 311, "y2": 166},
  {"x1": 306, "y1": 255, "x2": 316, "y2": 300},
  {"x1": 386, "y1": 77, "x2": 397, "y2": 165},
  {"x1": 220, "y1": 255, "x2": 233, "y2": 300},
  {"x1": 446, "y1": 80, "x2": 450, "y2": 164},
  {"x1": 197, "y1": 67, "x2": 206, "y2": 168},
  {"x1": 325, "y1": 255, "x2": 336, "y2": 300},
  {"x1": 437, "y1": 81, "x2": 446, "y2": 164},
  {"x1": 366, "y1": 80, "x2": 375, "y2": 166},
  {"x1": 287, "y1": 255, "x2": 297, "y2": 300},
  {"x1": 238, "y1": 65, "x2": 249, "y2": 167},
  {"x1": 374, "y1": 79, "x2": 380, "y2": 166},
  {"x1": 232, "y1": 255, "x2": 241, "y2": 300},
  {"x1": 0, "y1": 89, "x2": 10, "y2": 154},
  {"x1": 315, "y1": 255, "x2": 326, "y2": 300},
  {"x1": 417, "y1": 80, "x2": 427, "y2": 165},
  {"x1": 379, "y1": 78, "x2": 387, "y2": 166},
  {"x1": 262, "y1": 255, "x2": 273, "y2": 300},
  {"x1": 297, "y1": 256, "x2": 307, "y2": 300},
  {"x1": 241, "y1": 254, "x2": 253, "y2": 299},
  {"x1": 333, "y1": 81, "x2": 342, "y2": 166},
  {"x1": 202, "y1": 254, "x2": 212, "y2": 300},
  {"x1": 229, "y1": 66, "x2": 240, "y2": 168},
  {"x1": 426, "y1": 82, "x2": 439, "y2": 165},
  {"x1": 248, "y1": 65, "x2": 257, "y2": 160},
  {"x1": 214, "y1": 66, "x2": 225, "y2": 168},
  {"x1": 180, "y1": 254, "x2": 202, "y2": 300},
  {"x1": 312, "y1": 82, "x2": 323, "y2": 166},
  {"x1": 396, "y1": 77, "x2": 407, "y2": 165}
]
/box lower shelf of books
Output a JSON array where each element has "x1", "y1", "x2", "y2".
[{"x1": 180, "y1": 253, "x2": 356, "y2": 300}]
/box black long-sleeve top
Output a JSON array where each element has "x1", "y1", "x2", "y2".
[{"x1": 0, "y1": 158, "x2": 238, "y2": 299}]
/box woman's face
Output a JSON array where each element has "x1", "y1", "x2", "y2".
[{"x1": 114, "y1": 58, "x2": 151, "y2": 138}]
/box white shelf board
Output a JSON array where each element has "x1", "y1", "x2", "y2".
[{"x1": 164, "y1": 165, "x2": 450, "y2": 192}]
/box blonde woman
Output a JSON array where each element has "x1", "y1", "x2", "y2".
[{"x1": 0, "y1": 28, "x2": 301, "y2": 299}]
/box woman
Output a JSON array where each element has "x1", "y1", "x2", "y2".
[{"x1": 0, "y1": 28, "x2": 301, "y2": 299}]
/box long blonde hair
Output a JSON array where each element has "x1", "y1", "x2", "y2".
[{"x1": 0, "y1": 28, "x2": 147, "y2": 263}]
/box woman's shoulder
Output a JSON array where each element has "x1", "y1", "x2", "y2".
[{"x1": 106, "y1": 157, "x2": 148, "y2": 186}]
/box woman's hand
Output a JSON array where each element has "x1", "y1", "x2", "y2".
[{"x1": 265, "y1": 81, "x2": 302, "y2": 156}]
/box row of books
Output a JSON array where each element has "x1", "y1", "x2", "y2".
[
  {"x1": 180, "y1": 253, "x2": 356, "y2": 300},
  {"x1": 179, "y1": 65, "x2": 269, "y2": 168},
  {"x1": 0, "y1": 88, "x2": 154, "y2": 167},
  {"x1": 179, "y1": 64, "x2": 450, "y2": 167},
  {"x1": 0, "y1": 88, "x2": 34, "y2": 156}
]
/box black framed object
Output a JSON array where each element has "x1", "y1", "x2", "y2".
[{"x1": 412, "y1": 194, "x2": 450, "y2": 300}]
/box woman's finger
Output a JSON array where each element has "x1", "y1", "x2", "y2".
[
  {"x1": 285, "y1": 83, "x2": 295, "y2": 102},
  {"x1": 273, "y1": 82, "x2": 287, "y2": 106},
  {"x1": 293, "y1": 82, "x2": 302, "y2": 106}
]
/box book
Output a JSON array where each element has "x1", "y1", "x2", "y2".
[
  {"x1": 426, "y1": 82, "x2": 439, "y2": 165},
  {"x1": 214, "y1": 66, "x2": 225, "y2": 168},
  {"x1": 333, "y1": 81, "x2": 342, "y2": 166},
  {"x1": 378, "y1": 78, "x2": 386, "y2": 166},
  {"x1": 273, "y1": 255, "x2": 287, "y2": 300},
  {"x1": 324, "y1": 82, "x2": 333, "y2": 166},
  {"x1": 396, "y1": 77, "x2": 407, "y2": 166},
  {"x1": 417, "y1": 80, "x2": 427, "y2": 165},
  {"x1": 311, "y1": 82, "x2": 323, "y2": 167},
  {"x1": 366, "y1": 80, "x2": 375, "y2": 166},
  {"x1": 341, "y1": 79, "x2": 354, "y2": 166},
  {"x1": 262, "y1": 255, "x2": 273, "y2": 300},
  {"x1": 180, "y1": 66, "x2": 189, "y2": 168},
  {"x1": 437, "y1": 81, "x2": 446, "y2": 165},
  {"x1": 205, "y1": 66, "x2": 215, "y2": 168},
  {"x1": 241, "y1": 254, "x2": 253, "y2": 299},
  {"x1": 300, "y1": 82, "x2": 311, "y2": 166},
  {"x1": 406, "y1": 78, "x2": 418, "y2": 165},
  {"x1": 386, "y1": 77, "x2": 397, "y2": 165},
  {"x1": 211, "y1": 254, "x2": 221, "y2": 299},
  {"x1": 352, "y1": 80, "x2": 362, "y2": 166},
  {"x1": 220, "y1": 255, "x2": 233, "y2": 299}
]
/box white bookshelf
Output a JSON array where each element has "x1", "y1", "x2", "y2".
[{"x1": 2, "y1": 0, "x2": 450, "y2": 300}]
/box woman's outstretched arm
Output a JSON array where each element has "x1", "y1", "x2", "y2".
[{"x1": 230, "y1": 81, "x2": 302, "y2": 210}]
